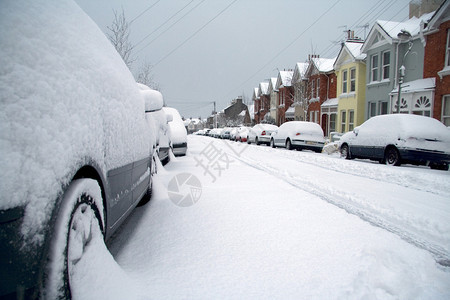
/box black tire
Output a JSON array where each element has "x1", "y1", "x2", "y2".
[
  {"x1": 286, "y1": 139, "x2": 293, "y2": 150},
  {"x1": 385, "y1": 147, "x2": 401, "y2": 166},
  {"x1": 340, "y1": 144, "x2": 351, "y2": 159},
  {"x1": 138, "y1": 177, "x2": 153, "y2": 207},
  {"x1": 45, "y1": 179, "x2": 104, "y2": 299},
  {"x1": 430, "y1": 162, "x2": 449, "y2": 171},
  {"x1": 270, "y1": 139, "x2": 275, "y2": 148}
]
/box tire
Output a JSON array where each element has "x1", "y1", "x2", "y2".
[
  {"x1": 430, "y1": 162, "x2": 449, "y2": 171},
  {"x1": 384, "y1": 147, "x2": 401, "y2": 166},
  {"x1": 255, "y1": 137, "x2": 260, "y2": 145},
  {"x1": 270, "y1": 139, "x2": 275, "y2": 148},
  {"x1": 340, "y1": 144, "x2": 351, "y2": 159},
  {"x1": 45, "y1": 179, "x2": 104, "y2": 299},
  {"x1": 286, "y1": 139, "x2": 293, "y2": 150}
]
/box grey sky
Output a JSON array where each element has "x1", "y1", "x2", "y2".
[{"x1": 75, "y1": 0, "x2": 411, "y2": 119}]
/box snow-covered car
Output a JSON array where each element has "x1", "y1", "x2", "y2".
[
  {"x1": 0, "y1": 1, "x2": 155, "y2": 298},
  {"x1": 248, "y1": 124, "x2": 279, "y2": 145},
  {"x1": 163, "y1": 107, "x2": 188, "y2": 156},
  {"x1": 339, "y1": 114, "x2": 450, "y2": 170},
  {"x1": 138, "y1": 84, "x2": 172, "y2": 165},
  {"x1": 229, "y1": 127, "x2": 239, "y2": 140},
  {"x1": 209, "y1": 128, "x2": 222, "y2": 138},
  {"x1": 220, "y1": 127, "x2": 232, "y2": 139},
  {"x1": 270, "y1": 121, "x2": 325, "y2": 152},
  {"x1": 236, "y1": 127, "x2": 250, "y2": 142}
]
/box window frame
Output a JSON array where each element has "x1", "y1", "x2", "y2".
[
  {"x1": 442, "y1": 95, "x2": 450, "y2": 126},
  {"x1": 348, "y1": 110, "x2": 355, "y2": 131},
  {"x1": 382, "y1": 51, "x2": 390, "y2": 80},
  {"x1": 371, "y1": 54, "x2": 379, "y2": 82},
  {"x1": 446, "y1": 30, "x2": 450, "y2": 68},
  {"x1": 350, "y1": 68, "x2": 356, "y2": 92},
  {"x1": 316, "y1": 78, "x2": 320, "y2": 98},
  {"x1": 342, "y1": 70, "x2": 348, "y2": 93},
  {"x1": 340, "y1": 110, "x2": 346, "y2": 132}
]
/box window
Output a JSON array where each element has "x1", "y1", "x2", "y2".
[
  {"x1": 382, "y1": 51, "x2": 390, "y2": 80},
  {"x1": 342, "y1": 70, "x2": 348, "y2": 93},
  {"x1": 446, "y1": 30, "x2": 450, "y2": 67},
  {"x1": 371, "y1": 54, "x2": 379, "y2": 82},
  {"x1": 315, "y1": 111, "x2": 319, "y2": 124},
  {"x1": 316, "y1": 78, "x2": 320, "y2": 98},
  {"x1": 369, "y1": 102, "x2": 376, "y2": 118},
  {"x1": 341, "y1": 110, "x2": 346, "y2": 132},
  {"x1": 350, "y1": 68, "x2": 356, "y2": 92},
  {"x1": 329, "y1": 114, "x2": 336, "y2": 132},
  {"x1": 379, "y1": 101, "x2": 388, "y2": 115},
  {"x1": 310, "y1": 111, "x2": 314, "y2": 122},
  {"x1": 442, "y1": 95, "x2": 450, "y2": 126},
  {"x1": 348, "y1": 110, "x2": 355, "y2": 131},
  {"x1": 311, "y1": 80, "x2": 315, "y2": 98}
]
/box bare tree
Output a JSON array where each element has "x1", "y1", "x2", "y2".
[
  {"x1": 107, "y1": 8, "x2": 135, "y2": 69},
  {"x1": 136, "y1": 62, "x2": 160, "y2": 90}
]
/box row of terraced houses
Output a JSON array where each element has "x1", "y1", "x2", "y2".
[{"x1": 252, "y1": 0, "x2": 450, "y2": 138}]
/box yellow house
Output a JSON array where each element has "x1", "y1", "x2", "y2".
[{"x1": 334, "y1": 40, "x2": 367, "y2": 133}]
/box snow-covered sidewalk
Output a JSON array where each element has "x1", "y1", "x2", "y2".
[{"x1": 75, "y1": 135, "x2": 450, "y2": 299}]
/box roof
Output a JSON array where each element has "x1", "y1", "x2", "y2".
[
  {"x1": 425, "y1": 0, "x2": 450, "y2": 32},
  {"x1": 390, "y1": 77, "x2": 435, "y2": 94},
  {"x1": 378, "y1": 11, "x2": 434, "y2": 38},
  {"x1": 311, "y1": 57, "x2": 336, "y2": 73},
  {"x1": 335, "y1": 41, "x2": 366, "y2": 68},
  {"x1": 321, "y1": 98, "x2": 338, "y2": 107},
  {"x1": 268, "y1": 77, "x2": 278, "y2": 93},
  {"x1": 345, "y1": 41, "x2": 366, "y2": 60},
  {"x1": 259, "y1": 82, "x2": 269, "y2": 95},
  {"x1": 276, "y1": 70, "x2": 294, "y2": 89}
]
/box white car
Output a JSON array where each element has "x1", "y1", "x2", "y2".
[
  {"x1": 138, "y1": 84, "x2": 172, "y2": 165},
  {"x1": 235, "y1": 127, "x2": 250, "y2": 142},
  {"x1": 270, "y1": 121, "x2": 325, "y2": 152},
  {"x1": 163, "y1": 107, "x2": 188, "y2": 156},
  {"x1": 339, "y1": 114, "x2": 450, "y2": 170},
  {"x1": 0, "y1": 1, "x2": 154, "y2": 297},
  {"x1": 248, "y1": 124, "x2": 279, "y2": 145}
]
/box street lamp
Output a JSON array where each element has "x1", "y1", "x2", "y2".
[{"x1": 396, "y1": 29, "x2": 413, "y2": 113}]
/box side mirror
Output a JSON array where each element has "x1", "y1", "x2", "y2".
[
  {"x1": 142, "y1": 89, "x2": 164, "y2": 112},
  {"x1": 166, "y1": 113, "x2": 173, "y2": 122},
  {"x1": 353, "y1": 128, "x2": 359, "y2": 136}
]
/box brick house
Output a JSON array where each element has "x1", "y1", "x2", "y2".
[
  {"x1": 258, "y1": 81, "x2": 271, "y2": 122},
  {"x1": 423, "y1": 0, "x2": 450, "y2": 125},
  {"x1": 267, "y1": 77, "x2": 278, "y2": 124},
  {"x1": 275, "y1": 70, "x2": 294, "y2": 126},
  {"x1": 304, "y1": 55, "x2": 337, "y2": 135},
  {"x1": 252, "y1": 87, "x2": 261, "y2": 123},
  {"x1": 291, "y1": 62, "x2": 309, "y2": 121}
]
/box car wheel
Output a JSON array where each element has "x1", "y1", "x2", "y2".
[
  {"x1": 45, "y1": 179, "x2": 104, "y2": 299},
  {"x1": 340, "y1": 144, "x2": 351, "y2": 159},
  {"x1": 430, "y1": 162, "x2": 449, "y2": 171},
  {"x1": 270, "y1": 139, "x2": 275, "y2": 148},
  {"x1": 286, "y1": 139, "x2": 293, "y2": 150},
  {"x1": 385, "y1": 147, "x2": 401, "y2": 166},
  {"x1": 255, "y1": 137, "x2": 260, "y2": 145}
]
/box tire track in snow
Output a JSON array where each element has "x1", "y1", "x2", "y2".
[{"x1": 215, "y1": 140, "x2": 450, "y2": 267}]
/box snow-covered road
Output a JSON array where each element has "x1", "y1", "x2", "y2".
[{"x1": 75, "y1": 135, "x2": 450, "y2": 299}]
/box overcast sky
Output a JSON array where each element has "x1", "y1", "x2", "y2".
[{"x1": 75, "y1": 0, "x2": 411, "y2": 119}]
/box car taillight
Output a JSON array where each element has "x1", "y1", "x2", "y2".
[
  {"x1": 261, "y1": 131, "x2": 266, "y2": 135},
  {"x1": 296, "y1": 132, "x2": 301, "y2": 136}
]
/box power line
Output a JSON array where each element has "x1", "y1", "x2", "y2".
[
  {"x1": 152, "y1": 0, "x2": 239, "y2": 67},
  {"x1": 129, "y1": 0, "x2": 161, "y2": 24},
  {"x1": 227, "y1": 0, "x2": 342, "y2": 98},
  {"x1": 136, "y1": 0, "x2": 207, "y2": 55},
  {"x1": 134, "y1": 0, "x2": 195, "y2": 49}
]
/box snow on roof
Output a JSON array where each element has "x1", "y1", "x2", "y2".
[
  {"x1": 277, "y1": 70, "x2": 294, "y2": 88},
  {"x1": 377, "y1": 11, "x2": 434, "y2": 38},
  {"x1": 390, "y1": 78, "x2": 435, "y2": 94},
  {"x1": 248, "y1": 104, "x2": 255, "y2": 118},
  {"x1": 345, "y1": 41, "x2": 366, "y2": 60},
  {"x1": 296, "y1": 62, "x2": 309, "y2": 78},
  {"x1": 259, "y1": 82, "x2": 269, "y2": 95},
  {"x1": 253, "y1": 87, "x2": 259, "y2": 99},
  {"x1": 321, "y1": 98, "x2": 339, "y2": 107},
  {"x1": 268, "y1": 77, "x2": 278, "y2": 93},
  {"x1": 311, "y1": 57, "x2": 336, "y2": 73},
  {"x1": 239, "y1": 109, "x2": 247, "y2": 117}
]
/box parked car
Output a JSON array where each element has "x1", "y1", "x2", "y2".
[
  {"x1": 248, "y1": 124, "x2": 279, "y2": 145},
  {"x1": 270, "y1": 121, "x2": 325, "y2": 152},
  {"x1": 0, "y1": 1, "x2": 154, "y2": 298},
  {"x1": 209, "y1": 128, "x2": 222, "y2": 138},
  {"x1": 236, "y1": 127, "x2": 250, "y2": 142},
  {"x1": 138, "y1": 84, "x2": 172, "y2": 165},
  {"x1": 163, "y1": 107, "x2": 188, "y2": 156},
  {"x1": 220, "y1": 127, "x2": 232, "y2": 139},
  {"x1": 339, "y1": 114, "x2": 450, "y2": 170},
  {"x1": 229, "y1": 127, "x2": 239, "y2": 140}
]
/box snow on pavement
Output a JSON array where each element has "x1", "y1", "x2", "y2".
[{"x1": 75, "y1": 135, "x2": 450, "y2": 299}]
